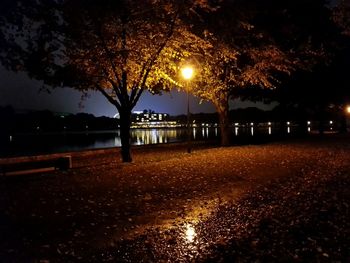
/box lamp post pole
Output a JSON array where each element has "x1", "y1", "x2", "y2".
[
  {"x1": 187, "y1": 86, "x2": 191, "y2": 153},
  {"x1": 181, "y1": 66, "x2": 194, "y2": 154}
]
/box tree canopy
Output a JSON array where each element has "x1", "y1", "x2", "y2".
[{"x1": 0, "y1": 0, "x2": 216, "y2": 161}]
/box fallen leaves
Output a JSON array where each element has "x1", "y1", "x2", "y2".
[{"x1": 0, "y1": 136, "x2": 350, "y2": 261}]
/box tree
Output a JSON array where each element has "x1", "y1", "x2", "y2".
[
  {"x1": 171, "y1": 0, "x2": 297, "y2": 145},
  {"x1": 333, "y1": 0, "x2": 350, "y2": 36},
  {"x1": 179, "y1": 0, "x2": 338, "y2": 145},
  {"x1": 269, "y1": 0, "x2": 350, "y2": 134},
  {"x1": 0, "y1": 0, "x2": 215, "y2": 162}
]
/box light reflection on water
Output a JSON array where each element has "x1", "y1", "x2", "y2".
[
  {"x1": 131, "y1": 129, "x2": 180, "y2": 145},
  {"x1": 234, "y1": 124, "x2": 297, "y2": 137},
  {"x1": 1, "y1": 125, "x2": 316, "y2": 157}
]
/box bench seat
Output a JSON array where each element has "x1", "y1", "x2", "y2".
[{"x1": 0, "y1": 156, "x2": 72, "y2": 176}]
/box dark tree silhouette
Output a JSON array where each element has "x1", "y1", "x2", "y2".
[
  {"x1": 0, "y1": 0, "x2": 215, "y2": 162},
  {"x1": 176, "y1": 0, "x2": 336, "y2": 145}
]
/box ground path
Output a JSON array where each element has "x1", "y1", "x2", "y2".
[{"x1": 0, "y1": 134, "x2": 349, "y2": 262}]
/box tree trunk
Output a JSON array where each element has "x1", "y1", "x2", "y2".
[
  {"x1": 317, "y1": 107, "x2": 326, "y2": 135},
  {"x1": 215, "y1": 100, "x2": 231, "y2": 147},
  {"x1": 339, "y1": 111, "x2": 348, "y2": 133},
  {"x1": 119, "y1": 108, "x2": 132, "y2": 162},
  {"x1": 297, "y1": 107, "x2": 308, "y2": 136}
]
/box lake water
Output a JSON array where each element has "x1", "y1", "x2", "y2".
[{"x1": 0, "y1": 125, "x2": 312, "y2": 158}]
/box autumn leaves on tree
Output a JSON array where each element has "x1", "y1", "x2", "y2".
[{"x1": 0, "y1": 0, "x2": 346, "y2": 161}]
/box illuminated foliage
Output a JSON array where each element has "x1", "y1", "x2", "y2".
[
  {"x1": 0, "y1": 0, "x2": 216, "y2": 162},
  {"x1": 171, "y1": 0, "x2": 337, "y2": 145}
]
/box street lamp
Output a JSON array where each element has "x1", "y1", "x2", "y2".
[
  {"x1": 181, "y1": 66, "x2": 194, "y2": 153},
  {"x1": 346, "y1": 105, "x2": 350, "y2": 114}
]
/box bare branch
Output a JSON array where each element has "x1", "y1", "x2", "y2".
[{"x1": 95, "y1": 85, "x2": 121, "y2": 112}]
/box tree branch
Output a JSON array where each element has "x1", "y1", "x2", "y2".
[
  {"x1": 131, "y1": 88, "x2": 144, "y2": 108},
  {"x1": 95, "y1": 85, "x2": 121, "y2": 112},
  {"x1": 136, "y1": 11, "x2": 179, "y2": 89},
  {"x1": 94, "y1": 21, "x2": 122, "y2": 86}
]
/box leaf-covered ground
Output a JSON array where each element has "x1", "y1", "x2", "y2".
[{"x1": 0, "y1": 135, "x2": 349, "y2": 262}]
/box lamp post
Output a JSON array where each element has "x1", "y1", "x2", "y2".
[
  {"x1": 181, "y1": 66, "x2": 194, "y2": 153},
  {"x1": 345, "y1": 105, "x2": 350, "y2": 133}
]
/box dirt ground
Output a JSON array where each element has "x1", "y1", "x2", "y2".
[{"x1": 0, "y1": 134, "x2": 349, "y2": 262}]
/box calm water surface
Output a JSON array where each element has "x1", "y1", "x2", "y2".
[{"x1": 0, "y1": 125, "x2": 306, "y2": 157}]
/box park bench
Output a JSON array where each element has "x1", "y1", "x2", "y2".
[{"x1": 0, "y1": 156, "x2": 72, "y2": 176}]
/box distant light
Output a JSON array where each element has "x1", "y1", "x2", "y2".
[
  {"x1": 268, "y1": 122, "x2": 272, "y2": 126},
  {"x1": 9, "y1": 135, "x2": 13, "y2": 142},
  {"x1": 86, "y1": 125, "x2": 89, "y2": 129},
  {"x1": 181, "y1": 66, "x2": 194, "y2": 80},
  {"x1": 286, "y1": 121, "x2": 290, "y2": 125},
  {"x1": 308, "y1": 127, "x2": 311, "y2": 132},
  {"x1": 347, "y1": 106, "x2": 350, "y2": 114},
  {"x1": 250, "y1": 122, "x2": 254, "y2": 126},
  {"x1": 235, "y1": 123, "x2": 239, "y2": 126},
  {"x1": 36, "y1": 126, "x2": 40, "y2": 130},
  {"x1": 307, "y1": 121, "x2": 311, "y2": 125},
  {"x1": 329, "y1": 121, "x2": 333, "y2": 125}
]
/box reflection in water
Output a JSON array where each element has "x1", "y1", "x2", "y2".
[
  {"x1": 1, "y1": 124, "x2": 321, "y2": 157},
  {"x1": 131, "y1": 129, "x2": 178, "y2": 145}
]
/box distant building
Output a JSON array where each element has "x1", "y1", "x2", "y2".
[
  {"x1": 123, "y1": 110, "x2": 179, "y2": 128},
  {"x1": 132, "y1": 111, "x2": 167, "y2": 122}
]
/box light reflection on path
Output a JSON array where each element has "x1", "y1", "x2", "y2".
[
  {"x1": 184, "y1": 223, "x2": 196, "y2": 243},
  {"x1": 114, "y1": 186, "x2": 246, "y2": 261}
]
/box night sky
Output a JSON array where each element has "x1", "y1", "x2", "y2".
[{"x1": 0, "y1": 65, "x2": 269, "y2": 117}]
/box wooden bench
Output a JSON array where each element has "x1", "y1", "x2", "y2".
[{"x1": 0, "y1": 156, "x2": 72, "y2": 176}]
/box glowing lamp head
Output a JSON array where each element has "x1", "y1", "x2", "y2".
[
  {"x1": 347, "y1": 105, "x2": 350, "y2": 114},
  {"x1": 181, "y1": 66, "x2": 194, "y2": 80}
]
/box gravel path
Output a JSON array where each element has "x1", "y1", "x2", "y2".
[{"x1": 0, "y1": 135, "x2": 349, "y2": 262}]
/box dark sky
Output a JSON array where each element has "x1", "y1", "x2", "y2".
[{"x1": 0, "y1": 65, "x2": 272, "y2": 117}]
